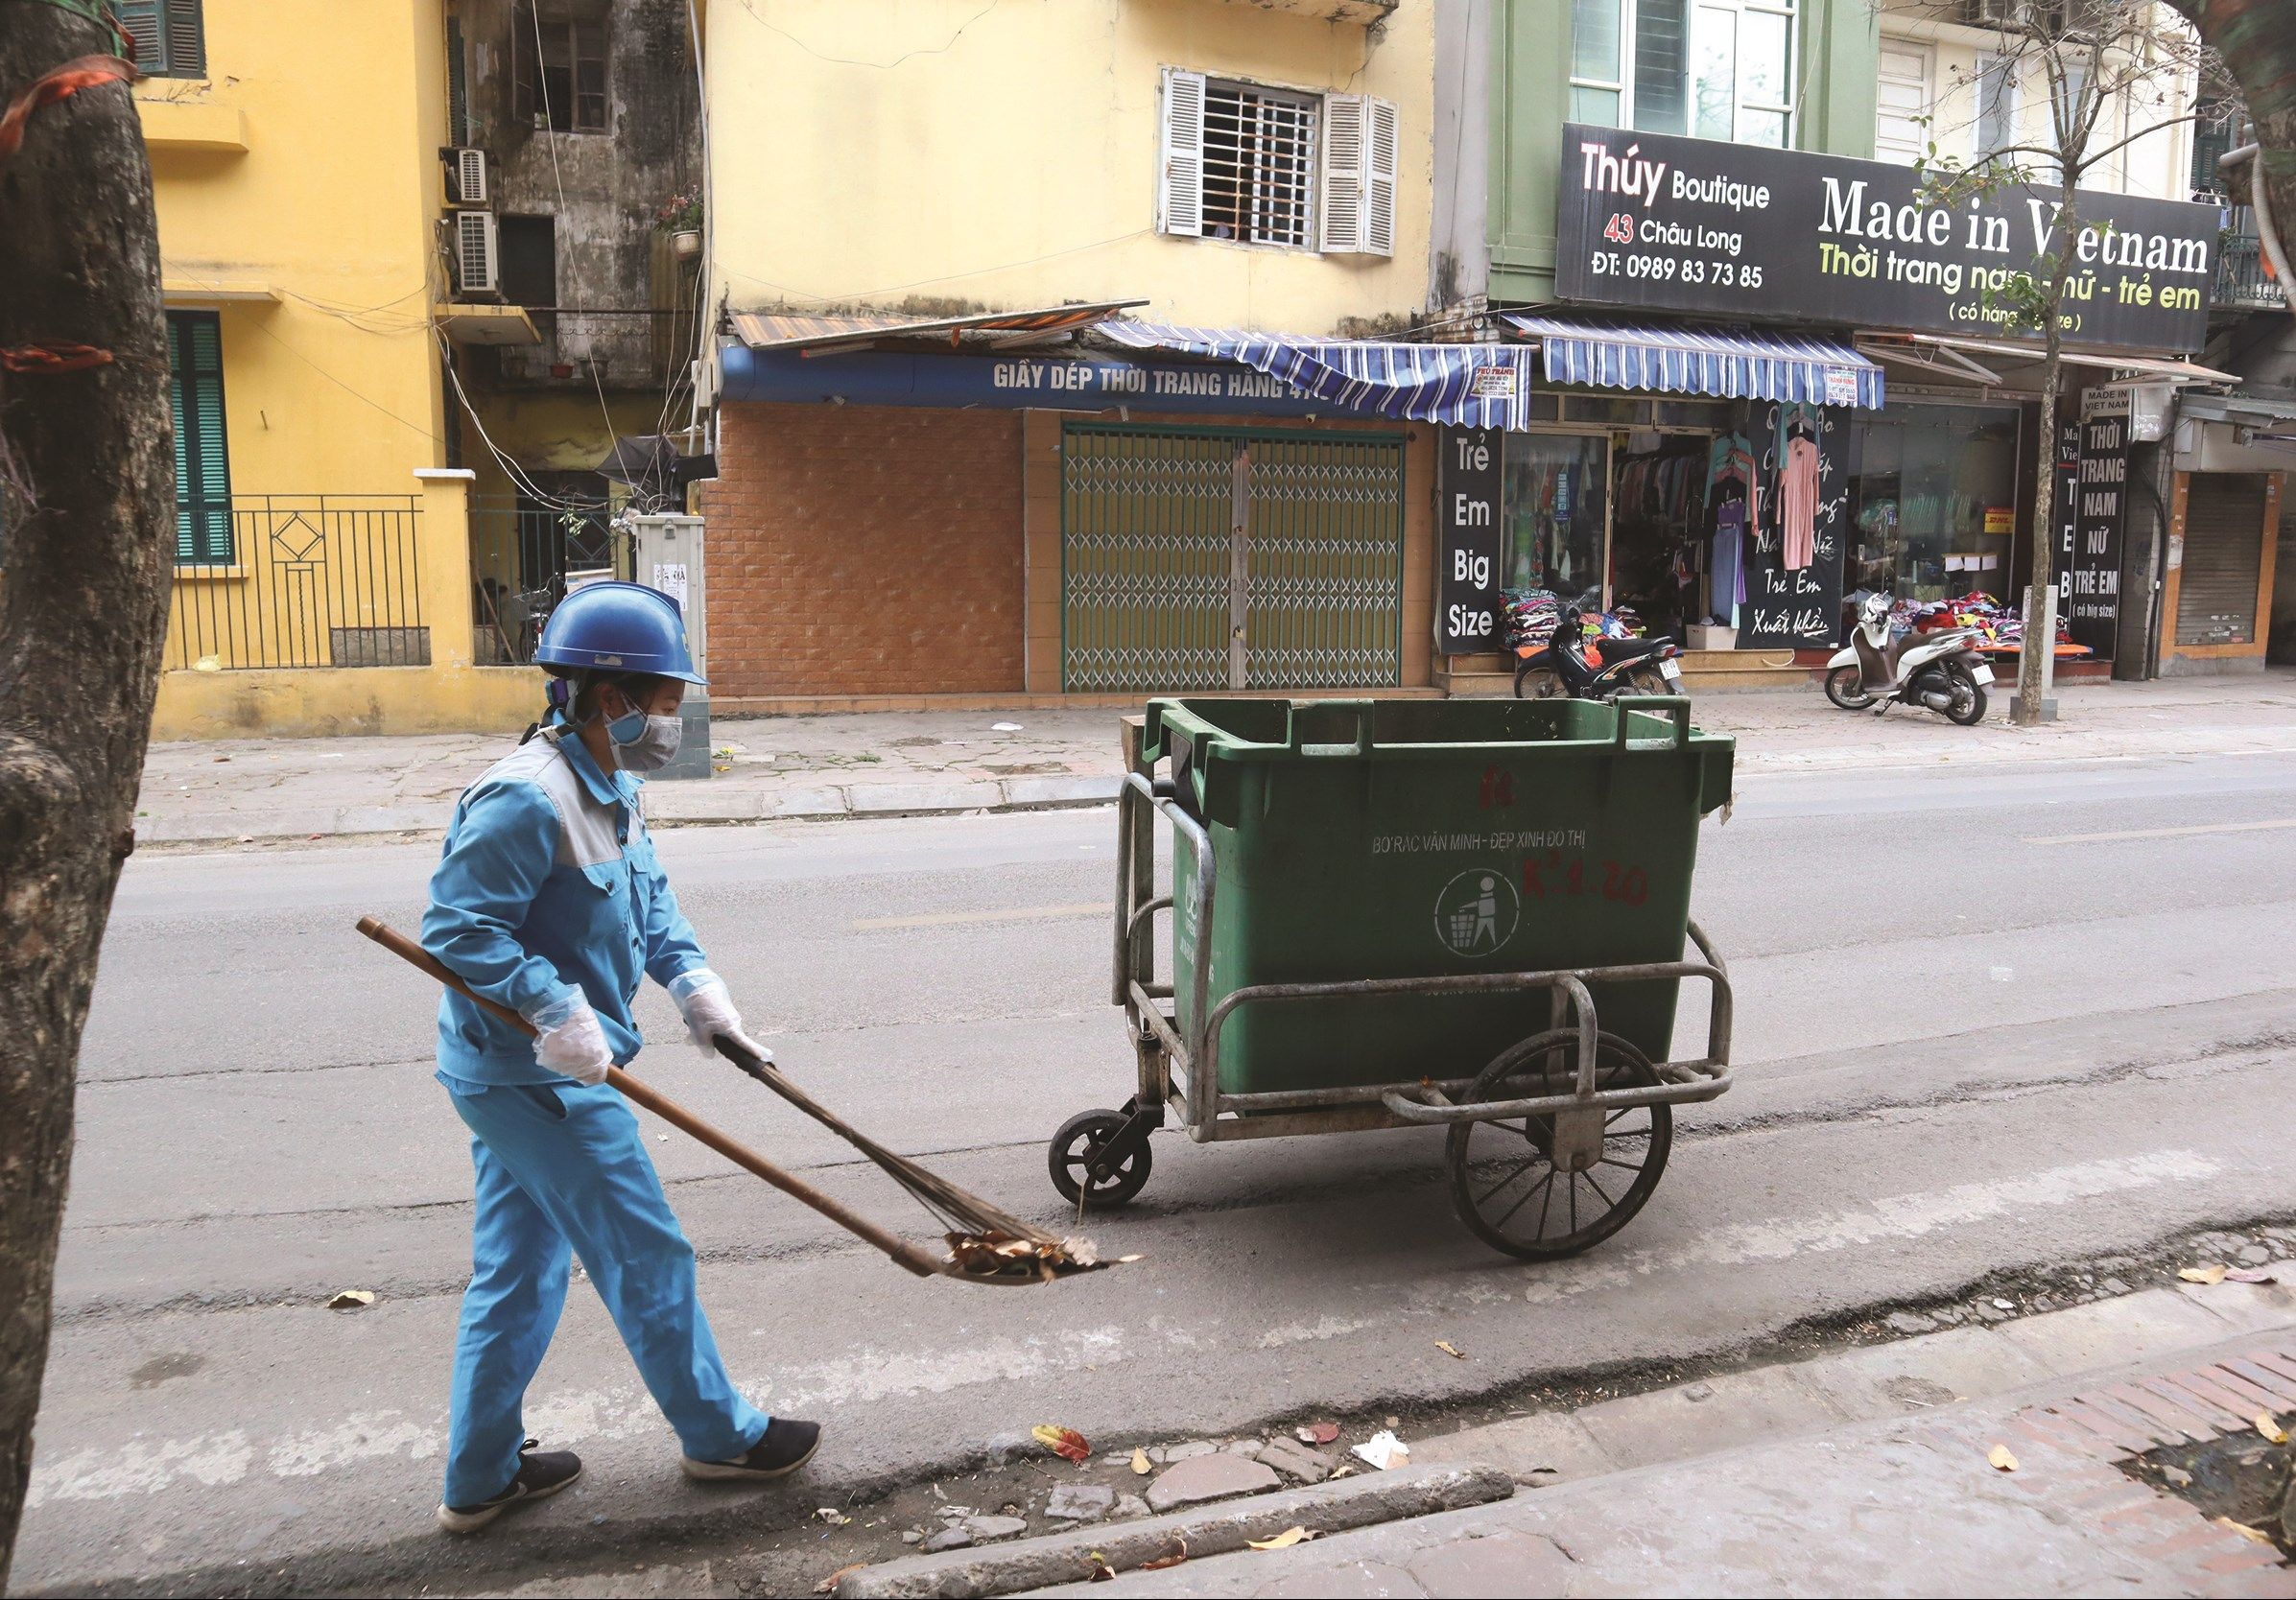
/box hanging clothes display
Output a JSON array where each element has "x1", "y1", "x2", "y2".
[
  {"x1": 1704, "y1": 432, "x2": 1759, "y2": 626},
  {"x1": 1780, "y1": 407, "x2": 1821, "y2": 572}
]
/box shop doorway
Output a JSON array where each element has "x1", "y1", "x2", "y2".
[{"x1": 1058, "y1": 421, "x2": 1406, "y2": 692}]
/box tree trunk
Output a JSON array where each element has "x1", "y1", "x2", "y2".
[
  {"x1": 2169, "y1": 0, "x2": 2296, "y2": 258},
  {"x1": 0, "y1": 7, "x2": 174, "y2": 1586},
  {"x1": 2014, "y1": 182, "x2": 2080, "y2": 728}
]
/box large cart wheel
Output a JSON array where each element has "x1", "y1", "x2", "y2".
[
  {"x1": 1049, "y1": 1108, "x2": 1153, "y2": 1210},
  {"x1": 1446, "y1": 1028, "x2": 1672, "y2": 1259}
]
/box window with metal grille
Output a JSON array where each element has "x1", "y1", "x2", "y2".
[
  {"x1": 1201, "y1": 80, "x2": 1317, "y2": 247},
  {"x1": 512, "y1": 8, "x2": 608, "y2": 133},
  {"x1": 115, "y1": 0, "x2": 206, "y2": 80},
  {"x1": 167, "y1": 312, "x2": 233, "y2": 566}
]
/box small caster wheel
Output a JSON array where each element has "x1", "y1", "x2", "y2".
[{"x1": 1049, "y1": 1108, "x2": 1152, "y2": 1210}]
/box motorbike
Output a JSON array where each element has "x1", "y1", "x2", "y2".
[
  {"x1": 1513, "y1": 606, "x2": 1688, "y2": 701},
  {"x1": 1823, "y1": 592, "x2": 1993, "y2": 724}
]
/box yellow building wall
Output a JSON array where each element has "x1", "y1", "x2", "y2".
[
  {"x1": 139, "y1": 0, "x2": 540, "y2": 735},
  {"x1": 703, "y1": 0, "x2": 1435, "y2": 335}
]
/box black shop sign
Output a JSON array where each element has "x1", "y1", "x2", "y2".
[
  {"x1": 2065, "y1": 393, "x2": 2128, "y2": 652},
  {"x1": 1557, "y1": 124, "x2": 2216, "y2": 353},
  {"x1": 1438, "y1": 427, "x2": 1503, "y2": 654}
]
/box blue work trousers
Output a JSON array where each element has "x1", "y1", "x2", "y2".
[{"x1": 439, "y1": 1075, "x2": 769, "y2": 1506}]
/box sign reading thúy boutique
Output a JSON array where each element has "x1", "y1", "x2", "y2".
[{"x1": 1556, "y1": 125, "x2": 2217, "y2": 354}]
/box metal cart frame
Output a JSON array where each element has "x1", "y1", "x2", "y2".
[{"x1": 1054, "y1": 744, "x2": 1739, "y2": 1256}]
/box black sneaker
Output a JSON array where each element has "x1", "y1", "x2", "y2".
[
  {"x1": 436, "y1": 1440, "x2": 582, "y2": 1533},
  {"x1": 680, "y1": 1418, "x2": 821, "y2": 1482}
]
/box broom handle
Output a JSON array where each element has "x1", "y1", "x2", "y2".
[{"x1": 355, "y1": 917, "x2": 942, "y2": 1280}]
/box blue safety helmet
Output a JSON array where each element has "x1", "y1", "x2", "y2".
[{"x1": 533, "y1": 580, "x2": 705, "y2": 686}]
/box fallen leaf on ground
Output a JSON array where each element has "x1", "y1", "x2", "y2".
[
  {"x1": 1434, "y1": 1341, "x2": 1465, "y2": 1360},
  {"x1": 1130, "y1": 1447, "x2": 1151, "y2": 1475},
  {"x1": 1086, "y1": 1551, "x2": 1114, "y2": 1583},
  {"x1": 1139, "y1": 1539, "x2": 1188, "y2": 1572},
  {"x1": 1987, "y1": 1444, "x2": 2018, "y2": 1472},
  {"x1": 1248, "y1": 1527, "x2": 1315, "y2": 1551},
  {"x1": 326, "y1": 1289, "x2": 374, "y2": 1310},
  {"x1": 815, "y1": 1507, "x2": 851, "y2": 1526},
  {"x1": 1329, "y1": 1464, "x2": 1356, "y2": 1479},
  {"x1": 2255, "y1": 1411, "x2": 2289, "y2": 1446},
  {"x1": 2216, "y1": 1518, "x2": 2276, "y2": 1545},
  {"x1": 1296, "y1": 1422, "x2": 1340, "y2": 1445},
  {"x1": 1351, "y1": 1431, "x2": 1409, "y2": 1471},
  {"x1": 2179, "y1": 1264, "x2": 2229, "y2": 1285},
  {"x1": 2162, "y1": 1465, "x2": 2194, "y2": 1488},
  {"x1": 815, "y1": 1563, "x2": 866, "y2": 1593},
  {"x1": 2227, "y1": 1267, "x2": 2280, "y2": 1284},
  {"x1": 1032, "y1": 1424, "x2": 1091, "y2": 1463}
]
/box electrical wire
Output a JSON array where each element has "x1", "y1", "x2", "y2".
[{"x1": 730, "y1": 0, "x2": 1002, "y2": 72}]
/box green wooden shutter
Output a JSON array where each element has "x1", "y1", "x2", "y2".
[
  {"x1": 164, "y1": 0, "x2": 206, "y2": 78},
  {"x1": 167, "y1": 312, "x2": 233, "y2": 564},
  {"x1": 115, "y1": 0, "x2": 164, "y2": 69}
]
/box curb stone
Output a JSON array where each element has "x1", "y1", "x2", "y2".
[{"x1": 833, "y1": 1464, "x2": 1513, "y2": 1599}]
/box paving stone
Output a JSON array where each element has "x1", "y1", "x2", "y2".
[
  {"x1": 1574, "y1": 1364, "x2": 1845, "y2": 1470},
  {"x1": 1256, "y1": 1436, "x2": 1337, "y2": 1484},
  {"x1": 1258, "y1": 1560, "x2": 1427, "y2": 1598},
  {"x1": 999, "y1": 773, "x2": 1122, "y2": 808},
  {"x1": 1163, "y1": 1441, "x2": 1218, "y2": 1462},
  {"x1": 1113, "y1": 1494, "x2": 1150, "y2": 1519},
  {"x1": 1144, "y1": 1451, "x2": 1280, "y2": 1513},
  {"x1": 1996, "y1": 1287, "x2": 2235, "y2": 1376},
  {"x1": 1796, "y1": 1328, "x2": 2052, "y2": 1423},
  {"x1": 1407, "y1": 1412, "x2": 1617, "y2": 1486},
  {"x1": 645, "y1": 788, "x2": 763, "y2": 821},
  {"x1": 2174, "y1": 1279, "x2": 2296, "y2": 1333},
  {"x1": 1405, "y1": 1527, "x2": 1578, "y2": 1597},
  {"x1": 919, "y1": 1527, "x2": 972, "y2": 1554},
  {"x1": 760, "y1": 785, "x2": 847, "y2": 818},
  {"x1": 963, "y1": 1515, "x2": 1029, "y2": 1542},
  {"x1": 845, "y1": 780, "x2": 1000, "y2": 814},
  {"x1": 1885, "y1": 1310, "x2": 1937, "y2": 1335},
  {"x1": 1044, "y1": 1483, "x2": 1117, "y2": 1521}
]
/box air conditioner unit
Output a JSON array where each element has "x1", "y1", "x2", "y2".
[
  {"x1": 455, "y1": 209, "x2": 500, "y2": 298},
  {"x1": 448, "y1": 147, "x2": 488, "y2": 206}
]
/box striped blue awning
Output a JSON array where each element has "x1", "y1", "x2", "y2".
[
  {"x1": 1502, "y1": 315, "x2": 1885, "y2": 410},
  {"x1": 1100, "y1": 321, "x2": 1542, "y2": 430}
]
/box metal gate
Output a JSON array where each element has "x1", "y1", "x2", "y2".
[
  {"x1": 2177, "y1": 473, "x2": 2266, "y2": 647},
  {"x1": 1060, "y1": 421, "x2": 1405, "y2": 692}
]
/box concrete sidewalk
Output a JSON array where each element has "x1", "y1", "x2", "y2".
[
  {"x1": 1018, "y1": 1281, "x2": 2296, "y2": 1599},
  {"x1": 133, "y1": 671, "x2": 2296, "y2": 845}
]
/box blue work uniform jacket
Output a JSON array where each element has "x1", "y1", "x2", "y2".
[{"x1": 421, "y1": 720, "x2": 706, "y2": 1085}]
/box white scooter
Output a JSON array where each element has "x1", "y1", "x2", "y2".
[{"x1": 1823, "y1": 592, "x2": 1994, "y2": 724}]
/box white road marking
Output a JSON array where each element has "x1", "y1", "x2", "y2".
[
  {"x1": 1521, "y1": 1149, "x2": 2221, "y2": 1306},
  {"x1": 17, "y1": 1152, "x2": 2221, "y2": 1509},
  {"x1": 851, "y1": 903, "x2": 1106, "y2": 931},
  {"x1": 2024, "y1": 817, "x2": 2296, "y2": 846}
]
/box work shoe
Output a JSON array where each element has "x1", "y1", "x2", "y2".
[
  {"x1": 681, "y1": 1418, "x2": 822, "y2": 1482},
  {"x1": 436, "y1": 1440, "x2": 581, "y2": 1534}
]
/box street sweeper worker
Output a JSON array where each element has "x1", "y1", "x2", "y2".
[{"x1": 418, "y1": 579, "x2": 819, "y2": 1534}]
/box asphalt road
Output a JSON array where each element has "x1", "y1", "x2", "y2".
[{"x1": 15, "y1": 744, "x2": 2296, "y2": 1594}]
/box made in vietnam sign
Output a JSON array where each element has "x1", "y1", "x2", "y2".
[{"x1": 1556, "y1": 124, "x2": 2216, "y2": 353}]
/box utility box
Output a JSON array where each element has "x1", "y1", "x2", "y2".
[{"x1": 629, "y1": 513, "x2": 713, "y2": 781}]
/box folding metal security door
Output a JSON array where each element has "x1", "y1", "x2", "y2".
[{"x1": 1059, "y1": 421, "x2": 1405, "y2": 692}]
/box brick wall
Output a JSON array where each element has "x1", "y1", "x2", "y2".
[{"x1": 699, "y1": 403, "x2": 1024, "y2": 697}]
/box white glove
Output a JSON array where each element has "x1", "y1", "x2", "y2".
[
  {"x1": 527, "y1": 992, "x2": 613, "y2": 1086},
  {"x1": 669, "y1": 969, "x2": 773, "y2": 1063}
]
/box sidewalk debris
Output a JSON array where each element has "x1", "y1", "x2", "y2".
[
  {"x1": 1986, "y1": 1444, "x2": 2018, "y2": 1471},
  {"x1": 1032, "y1": 1424, "x2": 1091, "y2": 1463},
  {"x1": 324, "y1": 1289, "x2": 373, "y2": 1310},
  {"x1": 1352, "y1": 1431, "x2": 1409, "y2": 1471}
]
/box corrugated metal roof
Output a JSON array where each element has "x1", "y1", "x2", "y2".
[{"x1": 729, "y1": 300, "x2": 1146, "y2": 352}]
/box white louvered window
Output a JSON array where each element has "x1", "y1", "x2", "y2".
[
  {"x1": 1320, "y1": 93, "x2": 1398, "y2": 257},
  {"x1": 1160, "y1": 69, "x2": 1318, "y2": 248}
]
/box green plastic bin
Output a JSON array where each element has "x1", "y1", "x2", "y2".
[{"x1": 1143, "y1": 696, "x2": 1734, "y2": 1098}]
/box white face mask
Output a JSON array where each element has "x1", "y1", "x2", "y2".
[{"x1": 601, "y1": 696, "x2": 683, "y2": 773}]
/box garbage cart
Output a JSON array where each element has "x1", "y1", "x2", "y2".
[{"x1": 1047, "y1": 695, "x2": 1737, "y2": 1259}]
